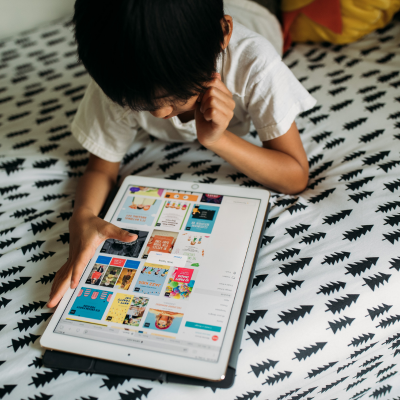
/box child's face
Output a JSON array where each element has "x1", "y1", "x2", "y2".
[{"x1": 149, "y1": 95, "x2": 198, "y2": 120}]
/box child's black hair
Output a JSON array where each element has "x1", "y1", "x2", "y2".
[{"x1": 73, "y1": 0, "x2": 225, "y2": 111}]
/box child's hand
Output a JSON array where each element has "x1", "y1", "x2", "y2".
[
  {"x1": 47, "y1": 209, "x2": 138, "y2": 308},
  {"x1": 195, "y1": 72, "x2": 235, "y2": 148}
]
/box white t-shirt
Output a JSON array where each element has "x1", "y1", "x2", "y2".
[{"x1": 71, "y1": 12, "x2": 316, "y2": 162}]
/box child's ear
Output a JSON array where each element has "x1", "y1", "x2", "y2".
[{"x1": 221, "y1": 15, "x2": 233, "y2": 50}]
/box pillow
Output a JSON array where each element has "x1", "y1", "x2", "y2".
[{"x1": 282, "y1": 0, "x2": 400, "y2": 50}]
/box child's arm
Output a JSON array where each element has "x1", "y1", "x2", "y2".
[
  {"x1": 206, "y1": 122, "x2": 308, "y2": 194},
  {"x1": 47, "y1": 154, "x2": 137, "y2": 307},
  {"x1": 196, "y1": 74, "x2": 308, "y2": 194}
]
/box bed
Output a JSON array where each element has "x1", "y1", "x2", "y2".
[{"x1": 0, "y1": 14, "x2": 400, "y2": 400}]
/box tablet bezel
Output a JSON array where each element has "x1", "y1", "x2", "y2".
[{"x1": 41, "y1": 176, "x2": 270, "y2": 382}]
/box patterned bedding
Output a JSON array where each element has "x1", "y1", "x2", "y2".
[{"x1": 0, "y1": 15, "x2": 400, "y2": 400}]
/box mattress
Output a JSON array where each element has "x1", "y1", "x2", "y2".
[{"x1": 0, "y1": 15, "x2": 400, "y2": 400}]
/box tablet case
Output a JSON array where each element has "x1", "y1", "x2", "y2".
[{"x1": 43, "y1": 190, "x2": 271, "y2": 389}]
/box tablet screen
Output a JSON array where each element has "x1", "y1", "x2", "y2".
[{"x1": 54, "y1": 185, "x2": 260, "y2": 363}]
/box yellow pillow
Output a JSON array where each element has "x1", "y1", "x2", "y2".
[{"x1": 284, "y1": 0, "x2": 400, "y2": 44}]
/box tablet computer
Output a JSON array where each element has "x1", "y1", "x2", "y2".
[{"x1": 41, "y1": 176, "x2": 270, "y2": 382}]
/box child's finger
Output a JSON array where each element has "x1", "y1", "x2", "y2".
[
  {"x1": 202, "y1": 106, "x2": 230, "y2": 127},
  {"x1": 208, "y1": 78, "x2": 232, "y2": 98},
  {"x1": 200, "y1": 88, "x2": 235, "y2": 113},
  {"x1": 47, "y1": 262, "x2": 73, "y2": 307},
  {"x1": 203, "y1": 101, "x2": 234, "y2": 123},
  {"x1": 70, "y1": 247, "x2": 94, "y2": 289},
  {"x1": 47, "y1": 280, "x2": 69, "y2": 308},
  {"x1": 208, "y1": 71, "x2": 231, "y2": 97},
  {"x1": 200, "y1": 96, "x2": 232, "y2": 118},
  {"x1": 212, "y1": 72, "x2": 221, "y2": 80},
  {"x1": 105, "y1": 224, "x2": 138, "y2": 242},
  {"x1": 197, "y1": 72, "x2": 225, "y2": 103},
  {"x1": 197, "y1": 90, "x2": 205, "y2": 103}
]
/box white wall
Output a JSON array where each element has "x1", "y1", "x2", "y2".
[{"x1": 0, "y1": 0, "x2": 75, "y2": 40}]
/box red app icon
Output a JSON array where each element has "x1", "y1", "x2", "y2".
[{"x1": 212, "y1": 335, "x2": 219, "y2": 341}]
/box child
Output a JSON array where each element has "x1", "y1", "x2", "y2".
[{"x1": 47, "y1": 0, "x2": 315, "y2": 308}]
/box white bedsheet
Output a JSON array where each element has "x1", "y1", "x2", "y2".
[{"x1": 0, "y1": 16, "x2": 400, "y2": 400}]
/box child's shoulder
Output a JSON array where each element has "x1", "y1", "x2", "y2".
[
  {"x1": 226, "y1": 0, "x2": 283, "y2": 55},
  {"x1": 230, "y1": 20, "x2": 280, "y2": 56},
  {"x1": 223, "y1": 21, "x2": 283, "y2": 95}
]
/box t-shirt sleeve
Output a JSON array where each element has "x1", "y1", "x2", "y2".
[
  {"x1": 246, "y1": 58, "x2": 317, "y2": 142},
  {"x1": 71, "y1": 79, "x2": 138, "y2": 162}
]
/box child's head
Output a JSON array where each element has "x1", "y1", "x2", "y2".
[{"x1": 73, "y1": 0, "x2": 232, "y2": 117}]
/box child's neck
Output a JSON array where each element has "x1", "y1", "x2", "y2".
[{"x1": 178, "y1": 110, "x2": 195, "y2": 123}]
